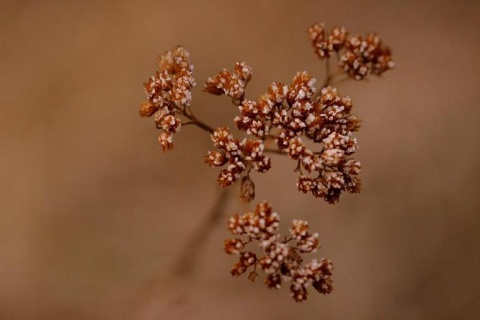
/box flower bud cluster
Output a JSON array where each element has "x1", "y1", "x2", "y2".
[
  {"x1": 205, "y1": 127, "x2": 271, "y2": 187},
  {"x1": 293, "y1": 86, "x2": 362, "y2": 203},
  {"x1": 225, "y1": 202, "x2": 333, "y2": 302},
  {"x1": 205, "y1": 62, "x2": 362, "y2": 203},
  {"x1": 308, "y1": 22, "x2": 394, "y2": 80},
  {"x1": 308, "y1": 23, "x2": 347, "y2": 59},
  {"x1": 139, "y1": 46, "x2": 196, "y2": 151},
  {"x1": 204, "y1": 62, "x2": 253, "y2": 105}
]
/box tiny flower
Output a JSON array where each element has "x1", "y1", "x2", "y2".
[
  {"x1": 290, "y1": 280, "x2": 309, "y2": 302},
  {"x1": 286, "y1": 71, "x2": 316, "y2": 105},
  {"x1": 265, "y1": 273, "x2": 282, "y2": 289},
  {"x1": 224, "y1": 238, "x2": 244, "y2": 255},
  {"x1": 287, "y1": 137, "x2": 309, "y2": 160},
  {"x1": 231, "y1": 251, "x2": 257, "y2": 277},
  {"x1": 160, "y1": 115, "x2": 181, "y2": 133},
  {"x1": 234, "y1": 61, "x2": 253, "y2": 82},
  {"x1": 157, "y1": 46, "x2": 193, "y2": 74},
  {"x1": 290, "y1": 220, "x2": 320, "y2": 253},
  {"x1": 158, "y1": 132, "x2": 174, "y2": 152},
  {"x1": 308, "y1": 23, "x2": 333, "y2": 59},
  {"x1": 329, "y1": 26, "x2": 348, "y2": 51}
]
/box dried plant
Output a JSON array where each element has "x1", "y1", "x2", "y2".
[{"x1": 138, "y1": 22, "x2": 393, "y2": 302}]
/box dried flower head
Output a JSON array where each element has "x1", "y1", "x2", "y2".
[
  {"x1": 309, "y1": 22, "x2": 394, "y2": 80},
  {"x1": 225, "y1": 202, "x2": 333, "y2": 302},
  {"x1": 205, "y1": 127, "x2": 271, "y2": 187},
  {"x1": 139, "y1": 46, "x2": 196, "y2": 151},
  {"x1": 204, "y1": 62, "x2": 253, "y2": 105},
  {"x1": 205, "y1": 62, "x2": 362, "y2": 203},
  {"x1": 339, "y1": 33, "x2": 394, "y2": 80},
  {"x1": 308, "y1": 23, "x2": 329, "y2": 59}
]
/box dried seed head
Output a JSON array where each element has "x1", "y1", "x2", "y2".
[
  {"x1": 140, "y1": 46, "x2": 196, "y2": 151},
  {"x1": 207, "y1": 127, "x2": 271, "y2": 188},
  {"x1": 204, "y1": 62, "x2": 253, "y2": 105},
  {"x1": 225, "y1": 202, "x2": 333, "y2": 302},
  {"x1": 205, "y1": 69, "x2": 362, "y2": 203},
  {"x1": 308, "y1": 23, "x2": 333, "y2": 59},
  {"x1": 339, "y1": 32, "x2": 394, "y2": 80}
]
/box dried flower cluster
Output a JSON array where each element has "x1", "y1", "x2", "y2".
[
  {"x1": 138, "y1": 22, "x2": 393, "y2": 302},
  {"x1": 204, "y1": 68, "x2": 362, "y2": 203},
  {"x1": 205, "y1": 127, "x2": 271, "y2": 188},
  {"x1": 139, "y1": 46, "x2": 196, "y2": 151},
  {"x1": 308, "y1": 22, "x2": 394, "y2": 80},
  {"x1": 225, "y1": 202, "x2": 333, "y2": 302},
  {"x1": 204, "y1": 62, "x2": 253, "y2": 105}
]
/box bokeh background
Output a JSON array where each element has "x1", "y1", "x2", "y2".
[{"x1": 1, "y1": 0, "x2": 479, "y2": 319}]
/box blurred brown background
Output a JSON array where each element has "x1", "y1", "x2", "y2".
[{"x1": 1, "y1": 0, "x2": 479, "y2": 319}]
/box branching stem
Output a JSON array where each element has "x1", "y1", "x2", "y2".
[{"x1": 175, "y1": 106, "x2": 215, "y2": 134}]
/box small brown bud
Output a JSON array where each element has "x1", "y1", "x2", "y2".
[
  {"x1": 240, "y1": 175, "x2": 255, "y2": 203},
  {"x1": 247, "y1": 271, "x2": 258, "y2": 282},
  {"x1": 139, "y1": 101, "x2": 158, "y2": 117}
]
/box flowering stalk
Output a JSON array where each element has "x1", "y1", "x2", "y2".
[{"x1": 138, "y1": 22, "x2": 393, "y2": 301}]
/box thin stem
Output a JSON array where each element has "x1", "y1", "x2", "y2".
[
  {"x1": 264, "y1": 147, "x2": 286, "y2": 155},
  {"x1": 174, "y1": 106, "x2": 215, "y2": 134},
  {"x1": 322, "y1": 58, "x2": 331, "y2": 88},
  {"x1": 131, "y1": 178, "x2": 231, "y2": 318},
  {"x1": 293, "y1": 158, "x2": 303, "y2": 175},
  {"x1": 331, "y1": 76, "x2": 349, "y2": 86},
  {"x1": 316, "y1": 56, "x2": 344, "y2": 97},
  {"x1": 313, "y1": 57, "x2": 335, "y2": 100},
  {"x1": 282, "y1": 236, "x2": 294, "y2": 244},
  {"x1": 322, "y1": 70, "x2": 343, "y2": 88},
  {"x1": 187, "y1": 116, "x2": 214, "y2": 134},
  {"x1": 173, "y1": 187, "x2": 231, "y2": 277}
]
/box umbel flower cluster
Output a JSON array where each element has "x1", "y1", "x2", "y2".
[
  {"x1": 308, "y1": 23, "x2": 394, "y2": 80},
  {"x1": 205, "y1": 70, "x2": 362, "y2": 204},
  {"x1": 138, "y1": 22, "x2": 393, "y2": 302},
  {"x1": 139, "y1": 46, "x2": 196, "y2": 152},
  {"x1": 225, "y1": 202, "x2": 333, "y2": 302}
]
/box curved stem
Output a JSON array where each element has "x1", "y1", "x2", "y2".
[
  {"x1": 173, "y1": 187, "x2": 231, "y2": 277},
  {"x1": 131, "y1": 185, "x2": 232, "y2": 319},
  {"x1": 322, "y1": 58, "x2": 332, "y2": 88}
]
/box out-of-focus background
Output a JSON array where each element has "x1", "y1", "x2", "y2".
[{"x1": 1, "y1": 0, "x2": 479, "y2": 319}]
